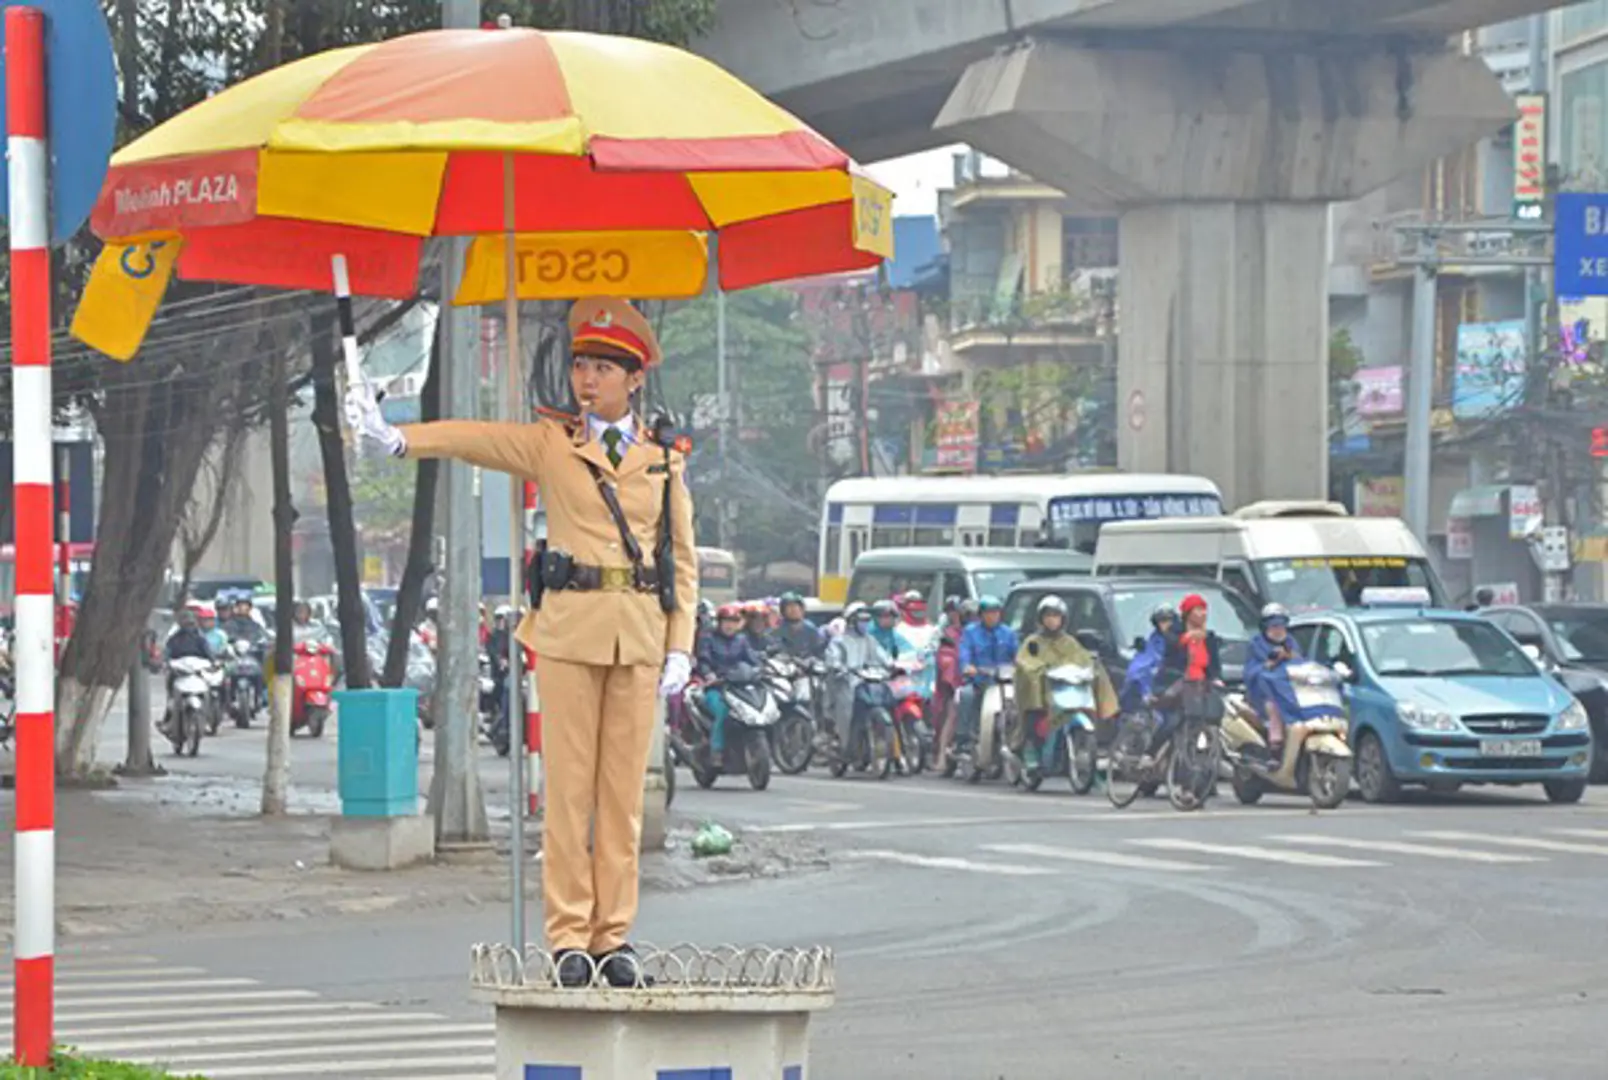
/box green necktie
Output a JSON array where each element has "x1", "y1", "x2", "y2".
[{"x1": 602, "y1": 426, "x2": 623, "y2": 468}]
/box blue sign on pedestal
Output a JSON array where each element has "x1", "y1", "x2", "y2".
[
  {"x1": 1554, "y1": 192, "x2": 1608, "y2": 297},
  {"x1": 0, "y1": 0, "x2": 117, "y2": 244}
]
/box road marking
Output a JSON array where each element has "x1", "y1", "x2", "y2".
[
  {"x1": 1409, "y1": 830, "x2": 1608, "y2": 857},
  {"x1": 205, "y1": 1056, "x2": 494, "y2": 1078},
  {"x1": 19, "y1": 1000, "x2": 388, "y2": 1026},
  {"x1": 40, "y1": 988, "x2": 317, "y2": 1008},
  {"x1": 148, "y1": 1036, "x2": 495, "y2": 1067},
  {"x1": 1129, "y1": 838, "x2": 1383, "y2": 868},
  {"x1": 44, "y1": 1011, "x2": 456, "y2": 1039},
  {"x1": 748, "y1": 814, "x2": 1096, "y2": 834},
  {"x1": 782, "y1": 798, "x2": 863, "y2": 814},
  {"x1": 77, "y1": 1023, "x2": 494, "y2": 1055},
  {"x1": 984, "y1": 842, "x2": 1214, "y2": 872},
  {"x1": 1274, "y1": 835, "x2": 1544, "y2": 864},
  {"x1": 846, "y1": 849, "x2": 1058, "y2": 876},
  {"x1": 0, "y1": 976, "x2": 259, "y2": 998},
  {"x1": 1553, "y1": 828, "x2": 1608, "y2": 841}
]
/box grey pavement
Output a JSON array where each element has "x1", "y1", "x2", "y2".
[{"x1": 13, "y1": 724, "x2": 1608, "y2": 1079}]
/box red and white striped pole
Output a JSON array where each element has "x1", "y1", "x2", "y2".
[{"x1": 7, "y1": 6, "x2": 55, "y2": 1066}]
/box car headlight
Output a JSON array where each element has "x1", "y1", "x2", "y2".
[
  {"x1": 1557, "y1": 699, "x2": 1590, "y2": 732},
  {"x1": 1397, "y1": 701, "x2": 1461, "y2": 733}
]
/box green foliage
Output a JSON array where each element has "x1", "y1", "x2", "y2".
[
  {"x1": 348, "y1": 449, "x2": 417, "y2": 540},
  {"x1": 1329, "y1": 327, "x2": 1365, "y2": 429},
  {"x1": 2, "y1": 1052, "x2": 204, "y2": 1079},
  {"x1": 657, "y1": 287, "x2": 819, "y2": 566}
]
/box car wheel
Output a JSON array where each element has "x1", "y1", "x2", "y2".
[
  {"x1": 1355, "y1": 731, "x2": 1401, "y2": 804},
  {"x1": 1544, "y1": 778, "x2": 1587, "y2": 804}
]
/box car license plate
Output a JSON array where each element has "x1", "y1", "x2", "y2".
[{"x1": 1479, "y1": 739, "x2": 1542, "y2": 758}]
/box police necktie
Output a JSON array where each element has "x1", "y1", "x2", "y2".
[{"x1": 602, "y1": 426, "x2": 624, "y2": 469}]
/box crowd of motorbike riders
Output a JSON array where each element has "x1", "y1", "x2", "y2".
[{"x1": 669, "y1": 588, "x2": 1347, "y2": 808}]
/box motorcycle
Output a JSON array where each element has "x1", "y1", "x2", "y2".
[
  {"x1": 766, "y1": 654, "x2": 822, "y2": 775},
  {"x1": 201, "y1": 658, "x2": 227, "y2": 735},
  {"x1": 826, "y1": 664, "x2": 896, "y2": 780},
  {"x1": 954, "y1": 664, "x2": 1014, "y2": 784},
  {"x1": 291, "y1": 640, "x2": 334, "y2": 738},
  {"x1": 888, "y1": 654, "x2": 931, "y2": 775},
  {"x1": 1221, "y1": 661, "x2": 1352, "y2": 810},
  {"x1": 675, "y1": 664, "x2": 777, "y2": 791},
  {"x1": 480, "y1": 653, "x2": 510, "y2": 756},
  {"x1": 1022, "y1": 662, "x2": 1100, "y2": 795},
  {"x1": 165, "y1": 656, "x2": 212, "y2": 757},
  {"x1": 225, "y1": 639, "x2": 263, "y2": 729}
]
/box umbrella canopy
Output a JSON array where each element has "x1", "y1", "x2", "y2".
[{"x1": 88, "y1": 27, "x2": 893, "y2": 300}]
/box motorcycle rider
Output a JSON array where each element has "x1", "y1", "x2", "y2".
[
  {"x1": 933, "y1": 596, "x2": 967, "y2": 772},
  {"x1": 221, "y1": 595, "x2": 265, "y2": 647},
  {"x1": 956, "y1": 595, "x2": 1019, "y2": 750},
  {"x1": 1121, "y1": 605, "x2": 1176, "y2": 713},
  {"x1": 1143, "y1": 593, "x2": 1222, "y2": 766},
  {"x1": 868, "y1": 599, "x2": 906, "y2": 659},
  {"x1": 1246, "y1": 602, "x2": 1302, "y2": 759},
  {"x1": 695, "y1": 602, "x2": 764, "y2": 759},
  {"x1": 291, "y1": 601, "x2": 325, "y2": 645},
  {"x1": 163, "y1": 608, "x2": 215, "y2": 737},
  {"x1": 824, "y1": 602, "x2": 893, "y2": 750},
  {"x1": 773, "y1": 592, "x2": 825, "y2": 659},
  {"x1": 897, "y1": 590, "x2": 929, "y2": 628},
  {"x1": 1013, "y1": 595, "x2": 1117, "y2": 771},
  {"x1": 741, "y1": 601, "x2": 773, "y2": 655},
  {"x1": 196, "y1": 604, "x2": 227, "y2": 656}
]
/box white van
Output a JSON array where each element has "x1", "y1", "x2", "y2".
[{"x1": 1092, "y1": 501, "x2": 1447, "y2": 612}]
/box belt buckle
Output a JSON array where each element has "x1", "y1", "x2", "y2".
[{"x1": 601, "y1": 566, "x2": 634, "y2": 591}]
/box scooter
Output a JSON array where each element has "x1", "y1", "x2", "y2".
[
  {"x1": 201, "y1": 658, "x2": 228, "y2": 735},
  {"x1": 165, "y1": 656, "x2": 211, "y2": 757},
  {"x1": 888, "y1": 654, "x2": 931, "y2": 775},
  {"x1": 677, "y1": 664, "x2": 778, "y2": 791},
  {"x1": 225, "y1": 639, "x2": 263, "y2": 729},
  {"x1": 954, "y1": 664, "x2": 1014, "y2": 784},
  {"x1": 826, "y1": 665, "x2": 897, "y2": 780},
  {"x1": 1022, "y1": 662, "x2": 1100, "y2": 795},
  {"x1": 1222, "y1": 661, "x2": 1352, "y2": 810},
  {"x1": 291, "y1": 640, "x2": 334, "y2": 738},
  {"x1": 480, "y1": 653, "x2": 510, "y2": 756},
  {"x1": 765, "y1": 654, "x2": 820, "y2": 776}
]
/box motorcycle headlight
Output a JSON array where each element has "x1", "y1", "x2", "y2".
[
  {"x1": 1557, "y1": 699, "x2": 1590, "y2": 732},
  {"x1": 1396, "y1": 701, "x2": 1461, "y2": 733}
]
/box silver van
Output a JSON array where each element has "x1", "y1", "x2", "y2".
[{"x1": 846, "y1": 547, "x2": 1092, "y2": 612}]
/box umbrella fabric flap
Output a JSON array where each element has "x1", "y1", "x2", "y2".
[{"x1": 178, "y1": 218, "x2": 421, "y2": 298}]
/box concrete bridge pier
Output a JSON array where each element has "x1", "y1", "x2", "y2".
[{"x1": 936, "y1": 37, "x2": 1518, "y2": 507}]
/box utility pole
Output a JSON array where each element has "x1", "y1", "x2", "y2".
[
  {"x1": 429, "y1": 0, "x2": 490, "y2": 850},
  {"x1": 716, "y1": 288, "x2": 731, "y2": 549}
]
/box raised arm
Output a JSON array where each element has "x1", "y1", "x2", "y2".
[{"x1": 400, "y1": 419, "x2": 549, "y2": 480}]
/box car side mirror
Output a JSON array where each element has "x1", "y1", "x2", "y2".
[
  {"x1": 1333, "y1": 661, "x2": 1355, "y2": 683},
  {"x1": 1522, "y1": 643, "x2": 1542, "y2": 663},
  {"x1": 1132, "y1": 636, "x2": 1147, "y2": 653}
]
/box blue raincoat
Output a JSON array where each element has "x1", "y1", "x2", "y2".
[
  {"x1": 1120, "y1": 630, "x2": 1168, "y2": 711},
  {"x1": 1245, "y1": 635, "x2": 1308, "y2": 722}
]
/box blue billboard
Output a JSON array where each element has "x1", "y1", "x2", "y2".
[{"x1": 1554, "y1": 192, "x2": 1608, "y2": 297}]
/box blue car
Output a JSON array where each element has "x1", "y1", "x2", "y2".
[{"x1": 1289, "y1": 600, "x2": 1592, "y2": 804}]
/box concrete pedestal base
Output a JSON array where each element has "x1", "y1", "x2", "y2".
[
  {"x1": 471, "y1": 944, "x2": 833, "y2": 1080},
  {"x1": 330, "y1": 813, "x2": 436, "y2": 871}
]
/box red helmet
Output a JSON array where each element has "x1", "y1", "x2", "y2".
[{"x1": 716, "y1": 603, "x2": 744, "y2": 621}]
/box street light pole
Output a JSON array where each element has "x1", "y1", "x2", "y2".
[{"x1": 428, "y1": 0, "x2": 490, "y2": 850}]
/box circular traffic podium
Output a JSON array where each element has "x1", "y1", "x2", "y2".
[{"x1": 470, "y1": 943, "x2": 834, "y2": 1079}]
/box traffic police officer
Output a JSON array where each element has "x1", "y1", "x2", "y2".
[{"x1": 344, "y1": 297, "x2": 697, "y2": 989}]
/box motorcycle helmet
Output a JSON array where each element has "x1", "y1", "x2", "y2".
[
  {"x1": 977, "y1": 595, "x2": 1003, "y2": 613},
  {"x1": 715, "y1": 602, "x2": 744, "y2": 622},
  {"x1": 696, "y1": 599, "x2": 715, "y2": 619},
  {"x1": 1150, "y1": 604, "x2": 1177, "y2": 627},
  {"x1": 943, "y1": 594, "x2": 963, "y2": 615},
  {"x1": 843, "y1": 601, "x2": 871, "y2": 628},
  {"x1": 1259, "y1": 602, "x2": 1290, "y2": 629},
  {"x1": 870, "y1": 598, "x2": 898, "y2": 619},
  {"x1": 779, "y1": 591, "x2": 804, "y2": 607},
  {"x1": 196, "y1": 604, "x2": 216, "y2": 620},
  {"x1": 960, "y1": 598, "x2": 980, "y2": 618},
  {"x1": 1036, "y1": 595, "x2": 1068, "y2": 623}
]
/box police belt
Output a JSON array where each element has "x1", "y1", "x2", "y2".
[{"x1": 561, "y1": 563, "x2": 661, "y2": 594}]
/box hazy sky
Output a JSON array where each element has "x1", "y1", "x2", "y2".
[{"x1": 863, "y1": 143, "x2": 1012, "y2": 217}]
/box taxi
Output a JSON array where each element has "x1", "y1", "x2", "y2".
[{"x1": 1288, "y1": 589, "x2": 1591, "y2": 804}]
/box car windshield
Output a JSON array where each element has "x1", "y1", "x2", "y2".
[
  {"x1": 1257, "y1": 557, "x2": 1438, "y2": 612},
  {"x1": 1109, "y1": 586, "x2": 1258, "y2": 643},
  {"x1": 972, "y1": 568, "x2": 1082, "y2": 603},
  {"x1": 1360, "y1": 618, "x2": 1536, "y2": 677},
  {"x1": 1545, "y1": 612, "x2": 1608, "y2": 663}
]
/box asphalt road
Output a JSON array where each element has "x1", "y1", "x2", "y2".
[{"x1": 19, "y1": 713, "x2": 1608, "y2": 1080}]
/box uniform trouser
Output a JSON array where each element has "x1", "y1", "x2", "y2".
[{"x1": 536, "y1": 655, "x2": 659, "y2": 955}]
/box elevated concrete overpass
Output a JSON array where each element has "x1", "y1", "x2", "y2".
[{"x1": 697, "y1": 0, "x2": 1559, "y2": 509}]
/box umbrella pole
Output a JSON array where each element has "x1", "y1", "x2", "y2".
[{"x1": 502, "y1": 152, "x2": 528, "y2": 954}]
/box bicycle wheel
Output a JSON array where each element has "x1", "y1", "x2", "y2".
[
  {"x1": 1167, "y1": 720, "x2": 1218, "y2": 812},
  {"x1": 1104, "y1": 713, "x2": 1149, "y2": 809}
]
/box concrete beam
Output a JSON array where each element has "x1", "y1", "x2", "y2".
[{"x1": 934, "y1": 37, "x2": 1516, "y2": 205}]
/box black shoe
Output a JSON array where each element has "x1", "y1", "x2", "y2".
[
  {"x1": 554, "y1": 949, "x2": 593, "y2": 989},
  {"x1": 597, "y1": 945, "x2": 652, "y2": 989}
]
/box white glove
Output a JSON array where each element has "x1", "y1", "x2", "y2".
[
  {"x1": 343, "y1": 376, "x2": 407, "y2": 457},
  {"x1": 659, "y1": 651, "x2": 692, "y2": 698}
]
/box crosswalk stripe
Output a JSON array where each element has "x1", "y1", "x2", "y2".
[
  {"x1": 1409, "y1": 830, "x2": 1608, "y2": 856},
  {"x1": 13, "y1": 1000, "x2": 386, "y2": 1026},
  {"x1": 0, "y1": 977, "x2": 259, "y2": 998},
  {"x1": 48, "y1": 1010, "x2": 452, "y2": 1039},
  {"x1": 204, "y1": 1054, "x2": 495, "y2": 1077},
  {"x1": 1129, "y1": 838, "x2": 1384, "y2": 868},
  {"x1": 847, "y1": 849, "x2": 1058, "y2": 876},
  {"x1": 126, "y1": 1035, "x2": 493, "y2": 1067},
  {"x1": 1552, "y1": 828, "x2": 1608, "y2": 841},
  {"x1": 984, "y1": 842, "x2": 1215, "y2": 872},
  {"x1": 1274, "y1": 835, "x2": 1542, "y2": 864},
  {"x1": 40, "y1": 988, "x2": 316, "y2": 1008},
  {"x1": 74, "y1": 1022, "x2": 493, "y2": 1055}
]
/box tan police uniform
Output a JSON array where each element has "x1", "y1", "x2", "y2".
[{"x1": 398, "y1": 298, "x2": 698, "y2": 955}]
